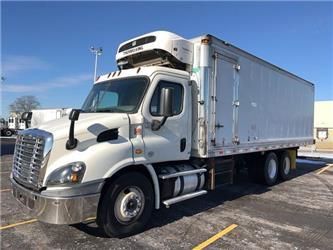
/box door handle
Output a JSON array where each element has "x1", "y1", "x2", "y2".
[{"x1": 180, "y1": 138, "x2": 186, "y2": 152}]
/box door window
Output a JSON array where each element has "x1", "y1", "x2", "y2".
[{"x1": 150, "y1": 81, "x2": 183, "y2": 116}]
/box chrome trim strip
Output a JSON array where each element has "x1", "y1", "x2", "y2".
[
  {"x1": 163, "y1": 190, "x2": 207, "y2": 207},
  {"x1": 158, "y1": 168, "x2": 207, "y2": 180}
]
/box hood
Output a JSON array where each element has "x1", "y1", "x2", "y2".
[{"x1": 37, "y1": 113, "x2": 130, "y2": 141}]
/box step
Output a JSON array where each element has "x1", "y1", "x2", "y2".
[{"x1": 162, "y1": 190, "x2": 208, "y2": 207}]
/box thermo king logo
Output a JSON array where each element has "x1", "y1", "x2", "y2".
[{"x1": 123, "y1": 46, "x2": 144, "y2": 55}]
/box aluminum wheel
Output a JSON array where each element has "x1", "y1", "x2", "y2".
[
  {"x1": 114, "y1": 186, "x2": 145, "y2": 225},
  {"x1": 268, "y1": 159, "x2": 277, "y2": 180}
]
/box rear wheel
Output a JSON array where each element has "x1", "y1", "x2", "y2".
[
  {"x1": 278, "y1": 151, "x2": 291, "y2": 180},
  {"x1": 97, "y1": 172, "x2": 154, "y2": 238},
  {"x1": 263, "y1": 152, "x2": 278, "y2": 186}
]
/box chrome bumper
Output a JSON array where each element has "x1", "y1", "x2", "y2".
[{"x1": 10, "y1": 177, "x2": 101, "y2": 225}]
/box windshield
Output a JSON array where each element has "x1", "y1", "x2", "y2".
[{"x1": 82, "y1": 77, "x2": 148, "y2": 113}]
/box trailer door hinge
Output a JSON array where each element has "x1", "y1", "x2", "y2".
[
  {"x1": 233, "y1": 100, "x2": 240, "y2": 107},
  {"x1": 233, "y1": 64, "x2": 240, "y2": 71}
]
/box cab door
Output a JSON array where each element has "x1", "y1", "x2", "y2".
[{"x1": 142, "y1": 73, "x2": 191, "y2": 163}]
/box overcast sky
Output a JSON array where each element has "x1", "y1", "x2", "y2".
[{"x1": 1, "y1": 1, "x2": 332, "y2": 117}]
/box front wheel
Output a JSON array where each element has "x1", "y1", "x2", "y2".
[{"x1": 97, "y1": 172, "x2": 154, "y2": 238}]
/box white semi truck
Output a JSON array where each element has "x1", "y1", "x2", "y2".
[{"x1": 11, "y1": 31, "x2": 314, "y2": 237}]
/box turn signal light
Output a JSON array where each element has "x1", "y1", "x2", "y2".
[{"x1": 70, "y1": 172, "x2": 79, "y2": 183}]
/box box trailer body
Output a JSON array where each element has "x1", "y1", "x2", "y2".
[
  {"x1": 189, "y1": 35, "x2": 314, "y2": 158},
  {"x1": 11, "y1": 31, "x2": 314, "y2": 238}
]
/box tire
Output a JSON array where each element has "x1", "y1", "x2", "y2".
[
  {"x1": 5, "y1": 129, "x2": 13, "y2": 137},
  {"x1": 97, "y1": 172, "x2": 154, "y2": 238},
  {"x1": 262, "y1": 152, "x2": 278, "y2": 186},
  {"x1": 278, "y1": 151, "x2": 291, "y2": 181}
]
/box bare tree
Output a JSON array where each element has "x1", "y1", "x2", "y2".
[{"x1": 9, "y1": 96, "x2": 41, "y2": 113}]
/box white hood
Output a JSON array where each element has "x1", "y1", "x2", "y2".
[{"x1": 38, "y1": 112, "x2": 130, "y2": 142}]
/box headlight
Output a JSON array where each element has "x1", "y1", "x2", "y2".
[{"x1": 46, "y1": 162, "x2": 86, "y2": 186}]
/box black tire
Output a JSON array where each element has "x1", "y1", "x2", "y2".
[
  {"x1": 97, "y1": 172, "x2": 154, "y2": 238},
  {"x1": 5, "y1": 129, "x2": 13, "y2": 137},
  {"x1": 262, "y1": 152, "x2": 278, "y2": 186},
  {"x1": 278, "y1": 151, "x2": 291, "y2": 181}
]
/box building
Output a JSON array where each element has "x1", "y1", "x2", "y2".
[{"x1": 314, "y1": 101, "x2": 333, "y2": 150}]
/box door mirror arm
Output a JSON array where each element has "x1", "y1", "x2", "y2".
[
  {"x1": 66, "y1": 109, "x2": 81, "y2": 150},
  {"x1": 151, "y1": 117, "x2": 168, "y2": 131}
]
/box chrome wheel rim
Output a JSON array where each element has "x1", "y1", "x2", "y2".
[
  {"x1": 268, "y1": 159, "x2": 277, "y2": 180},
  {"x1": 114, "y1": 186, "x2": 145, "y2": 224},
  {"x1": 283, "y1": 157, "x2": 291, "y2": 175}
]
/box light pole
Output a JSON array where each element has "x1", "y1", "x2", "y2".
[{"x1": 90, "y1": 46, "x2": 103, "y2": 81}]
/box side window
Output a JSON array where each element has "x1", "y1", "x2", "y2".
[{"x1": 150, "y1": 80, "x2": 183, "y2": 116}]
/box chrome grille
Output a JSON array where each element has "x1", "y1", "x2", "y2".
[{"x1": 12, "y1": 129, "x2": 53, "y2": 190}]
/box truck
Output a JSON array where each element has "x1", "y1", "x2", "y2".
[
  {"x1": 1, "y1": 117, "x2": 15, "y2": 136},
  {"x1": 0, "y1": 118, "x2": 15, "y2": 137},
  {"x1": 8, "y1": 116, "x2": 18, "y2": 130},
  {"x1": 10, "y1": 31, "x2": 314, "y2": 238}
]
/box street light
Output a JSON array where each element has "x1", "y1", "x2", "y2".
[{"x1": 90, "y1": 46, "x2": 103, "y2": 81}]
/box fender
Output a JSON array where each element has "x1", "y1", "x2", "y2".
[
  {"x1": 104, "y1": 162, "x2": 160, "y2": 209},
  {"x1": 143, "y1": 163, "x2": 160, "y2": 209}
]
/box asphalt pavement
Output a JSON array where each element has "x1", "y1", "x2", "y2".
[
  {"x1": 1, "y1": 151, "x2": 332, "y2": 249},
  {"x1": 0, "y1": 137, "x2": 16, "y2": 156}
]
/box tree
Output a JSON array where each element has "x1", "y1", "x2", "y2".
[{"x1": 9, "y1": 95, "x2": 40, "y2": 113}]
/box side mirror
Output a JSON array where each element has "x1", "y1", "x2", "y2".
[
  {"x1": 69, "y1": 109, "x2": 81, "y2": 121},
  {"x1": 151, "y1": 88, "x2": 174, "y2": 131},
  {"x1": 160, "y1": 88, "x2": 174, "y2": 117},
  {"x1": 66, "y1": 109, "x2": 81, "y2": 150},
  {"x1": 21, "y1": 112, "x2": 32, "y2": 121}
]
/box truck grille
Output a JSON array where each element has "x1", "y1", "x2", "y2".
[{"x1": 12, "y1": 129, "x2": 53, "y2": 190}]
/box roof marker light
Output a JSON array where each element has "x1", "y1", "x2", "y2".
[{"x1": 201, "y1": 37, "x2": 211, "y2": 45}]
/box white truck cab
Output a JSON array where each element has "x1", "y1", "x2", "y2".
[{"x1": 11, "y1": 31, "x2": 314, "y2": 237}]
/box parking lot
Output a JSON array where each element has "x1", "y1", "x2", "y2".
[{"x1": 1, "y1": 139, "x2": 332, "y2": 249}]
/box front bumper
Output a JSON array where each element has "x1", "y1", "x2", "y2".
[{"x1": 10, "y1": 177, "x2": 101, "y2": 225}]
